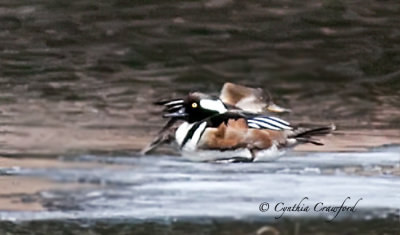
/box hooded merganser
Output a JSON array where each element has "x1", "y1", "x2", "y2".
[
  {"x1": 141, "y1": 83, "x2": 290, "y2": 155},
  {"x1": 157, "y1": 83, "x2": 290, "y2": 116},
  {"x1": 219, "y1": 82, "x2": 291, "y2": 113},
  {"x1": 159, "y1": 93, "x2": 335, "y2": 162}
]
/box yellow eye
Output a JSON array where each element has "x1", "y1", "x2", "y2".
[{"x1": 191, "y1": 103, "x2": 198, "y2": 108}]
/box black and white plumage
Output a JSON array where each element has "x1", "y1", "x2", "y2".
[
  {"x1": 150, "y1": 93, "x2": 335, "y2": 162},
  {"x1": 141, "y1": 83, "x2": 334, "y2": 161},
  {"x1": 141, "y1": 83, "x2": 292, "y2": 155},
  {"x1": 246, "y1": 116, "x2": 292, "y2": 131}
]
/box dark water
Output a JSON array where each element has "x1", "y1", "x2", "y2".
[
  {"x1": 0, "y1": 217, "x2": 399, "y2": 235},
  {"x1": 1, "y1": 0, "x2": 400, "y2": 234},
  {"x1": 1, "y1": 0, "x2": 400, "y2": 135}
]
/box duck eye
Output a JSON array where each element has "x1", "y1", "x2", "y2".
[{"x1": 191, "y1": 103, "x2": 198, "y2": 108}]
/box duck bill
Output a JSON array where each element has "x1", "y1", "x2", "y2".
[
  {"x1": 163, "y1": 107, "x2": 188, "y2": 118},
  {"x1": 266, "y1": 103, "x2": 291, "y2": 113}
]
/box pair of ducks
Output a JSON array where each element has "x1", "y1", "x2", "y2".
[{"x1": 143, "y1": 83, "x2": 335, "y2": 162}]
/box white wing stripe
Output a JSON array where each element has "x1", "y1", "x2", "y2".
[
  {"x1": 253, "y1": 117, "x2": 292, "y2": 130},
  {"x1": 247, "y1": 120, "x2": 281, "y2": 131},
  {"x1": 248, "y1": 123, "x2": 261, "y2": 129},
  {"x1": 267, "y1": 116, "x2": 290, "y2": 126},
  {"x1": 254, "y1": 117, "x2": 289, "y2": 126}
]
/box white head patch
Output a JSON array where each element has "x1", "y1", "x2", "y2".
[{"x1": 199, "y1": 99, "x2": 227, "y2": 114}]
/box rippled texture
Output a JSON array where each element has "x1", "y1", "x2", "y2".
[
  {"x1": 0, "y1": 218, "x2": 399, "y2": 235},
  {"x1": 0, "y1": 0, "x2": 400, "y2": 156},
  {"x1": 1, "y1": 148, "x2": 400, "y2": 224}
]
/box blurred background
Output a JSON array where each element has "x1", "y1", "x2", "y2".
[
  {"x1": 0, "y1": 0, "x2": 399, "y2": 156},
  {"x1": 0, "y1": 0, "x2": 399, "y2": 234}
]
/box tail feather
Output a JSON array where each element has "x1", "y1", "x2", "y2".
[
  {"x1": 290, "y1": 124, "x2": 336, "y2": 145},
  {"x1": 295, "y1": 137, "x2": 324, "y2": 146}
]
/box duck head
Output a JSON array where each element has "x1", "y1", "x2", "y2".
[{"x1": 161, "y1": 93, "x2": 227, "y2": 123}]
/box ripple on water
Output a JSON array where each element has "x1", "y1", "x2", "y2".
[{"x1": 0, "y1": 147, "x2": 399, "y2": 221}]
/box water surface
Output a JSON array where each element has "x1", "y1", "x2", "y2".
[{"x1": 1, "y1": 148, "x2": 399, "y2": 223}]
